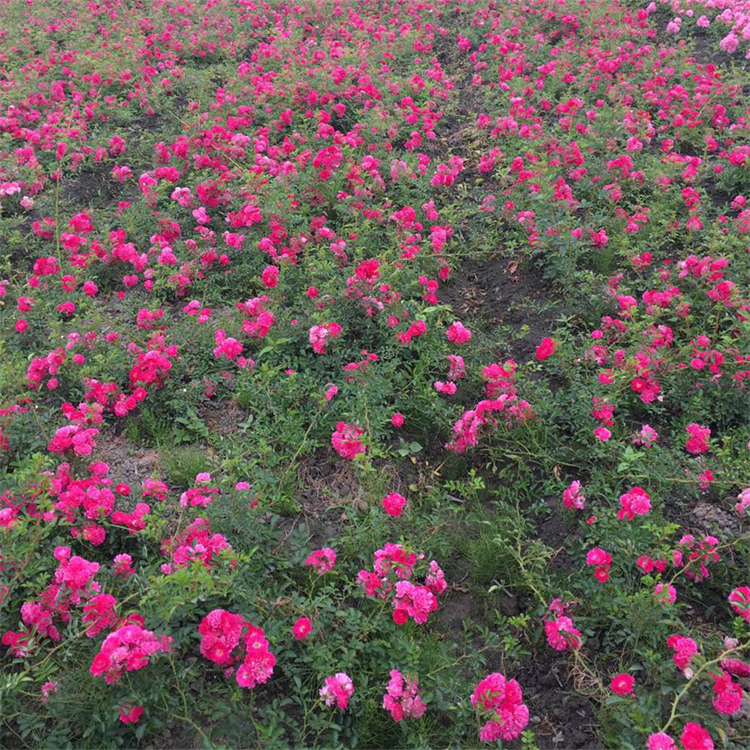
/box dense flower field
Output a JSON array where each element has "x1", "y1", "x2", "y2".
[{"x1": 1, "y1": 0, "x2": 750, "y2": 746}]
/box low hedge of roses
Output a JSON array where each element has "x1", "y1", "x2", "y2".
[{"x1": 1, "y1": 0, "x2": 750, "y2": 747}]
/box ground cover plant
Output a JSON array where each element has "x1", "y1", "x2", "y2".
[{"x1": 1, "y1": 0, "x2": 750, "y2": 747}]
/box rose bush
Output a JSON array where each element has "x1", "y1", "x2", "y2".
[{"x1": 1, "y1": 0, "x2": 750, "y2": 747}]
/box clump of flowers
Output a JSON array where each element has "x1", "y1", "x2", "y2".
[
  {"x1": 655, "y1": 583, "x2": 677, "y2": 606},
  {"x1": 395, "y1": 319, "x2": 428, "y2": 346},
  {"x1": 198, "y1": 608, "x2": 245, "y2": 666},
  {"x1": 142, "y1": 477, "x2": 168, "y2": 502},
  {"x1": 40, "y1": 681, "x2": 58, "y2": 703},
  {"x1": 179, "y1": 473, "x2": 220, "y2": 509},
  {"x1": 111, "y1": 502, "x2": 151, "y2": 533},
  {"x1": 2, "y1": 546, "x2": 104, "y2": 656},
  {"x1": 543, "y1": 599, "x2": 582, "y2": 651},
  {"x1": 610, "y1": 673, "x2": 635, "y2": 696},
  {"x1": 446, "y1": 396, "x2": 532, "y2": 454},
  {"x1": 81, "y1": 594, "x2": 120, "y2": 637},
  {"x1": 320, "y1": 672, "x2": 354, "y2": 710},
  {"x1": 292, "y1": 617, "x2": 312, "y2": 640},
  {"x1": 673, "y1": 535, "x2": 720, "y2": 582},
  {"x1": 729, "y1": 587, "x2": 750, "y2": 622},
  {"x1": 160, "y1": 517, "x2": 234, "y2": 574},
  {"x1": 42, "y1": 461, "x2": 119, "y2": 546},
  {"x1": 586, "y1": 548, "x2": 612, "y2": 582},
  {"x1": 710, "y1": 670, "x2": 744, "y2": 715},
  {"x1": 647, "y1": 733, "x2": 676, "y2": 750},
  {"x1": 48, "y1": 424, "x2": 99, "y2": 457},
  {"x1": 434, "y1": 380, "x2": 457, "y2": 395},
  {"x1": 213, "y1": 330, "x2": 244, "y2": 361},
  {"x1": 90, "y1": 623, "x2": 172, "y2": 684},
  {"x1": 392, "y1": 581, "x2": 438, "y2": 625},
  {"x1": 535, "y1": 337, "x2": 556, "y2": 360},
  {"x1": 685, "y1": 423, "x2": 711, "y2": 455},
  {"x1": 382, "y1": 492, "x2": 406, "y2": 517},
  {"x1": 383, "y1": 670, "x2": 426, "y2": 721},
  {"x1": 562, "y1": 480, "x2": 585, "y2": 511},
  {"x1": 667, "y1": 634, "x2": 699, "y2": 674},
  {"x1": 237, "y1": 296, "x2": 274, "y2": 338},
  {"x1": 358, "y1": 544, "x2": 445, "y2": 625},
  {"x1": 309, "y1": 322, "x2": 343, "y2": 354},
  {"x1": 446, "y1": 361, "x2": 534, "y2": 453},
  {"x1": 305, "y1": 547, "x2": 336, "y2": 574},
  {"x1": 198, "y1": 609, "x2": 276, "y2": 690},
  {"x1": 53, "y1": 547, "x2": 100, "y2": 600},
  {"x1": 447, "y1": 354, "x2": 466, "y2": 381},
  {"x1": 618, "y1": 486, "x2": 651, "y2": 521},
  {"x1": 331, "y1": 421, "x2": 366, "y2": 460},
  {"x1": 446, "y1": 321, "x2": 472, "y2": 344},
  {"x1": 633, "y1": 425, "x2": 659, "y2": 447},
  {"x1": 594, "y1": 426, "x2": 611, "y2": 442},
  {"x1": 236, "y1": 624, "x2": 276, "y2": 689},
  {"x1": 471, "y1": 673, "x2": 529, "y2": 743},
  {"x1": 720, "y1": 653, "x2": 750, "y2": 680},
  {"x1": 681, "y1": 722, "x2": 714, "y2": 750},
  {"x1": 119, "y1": 704, "x2": 144, "y2": 725},
  {"x1": 636, "y1": 555, "x2": 668, "y2": 575},
  {"x1": 369, "y1": 543, "x2": 419, "y2": 586}
]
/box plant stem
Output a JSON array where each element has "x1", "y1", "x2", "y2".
[{"x1": 659, "y1": 639, "x2": 750, "y2": 734}]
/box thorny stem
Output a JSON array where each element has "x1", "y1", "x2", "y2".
[
  {"x1": 280, "y1": 419, "x2": 315, "y2": 489},
  {"x1": 425, "y1": 644, "x2": 496, "y2": 678},
  {"x1": 667, "y1": 536, "x2": 750, "y2": 586},
  {"x1": 164, "y1": 706, "x2": 214, "y2": 748},
  {"x1": 164, "y1": 656, "x2": 214, "y2": 746},
  {"x1": 570, "y1": 646, "x2": 607, "y2": 702},
  {"x1": 510, "y1": 495, "x2": 547, "y2": 608},
  {"x1": 658, "y1": 639, "x2": 750, "y2": 735}
]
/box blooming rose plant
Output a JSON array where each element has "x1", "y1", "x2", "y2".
[{"x1": 1, "y1": 0, "x2": 749, "y2": 746}]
